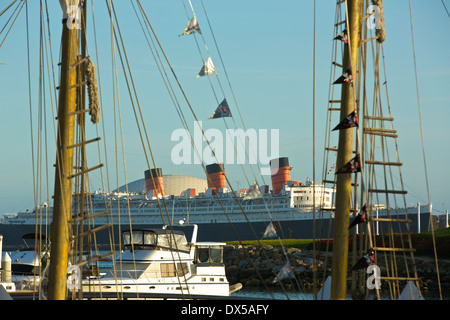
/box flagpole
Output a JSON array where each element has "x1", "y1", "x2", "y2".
[{"x1": 330, "y1": 0, "x2": 362, "y2": 300}]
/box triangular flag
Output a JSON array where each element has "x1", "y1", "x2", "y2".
[
  {"x1": 336, "y1": 154, "x2": 361, "y2": 174},
  {"x1": 273, "y1": 261, "x2": 295, "y2": 283},
  {"x1": 333, "y1": 69, "x2": 353, "y2": 84},
  {"x1": 348, "y1": 204, "x2": 367, "y2": 229},
  {"x1": 243, "y1": 180, "x2": 262, "y2": 200},
  {"x1": 334, "y1": 29, "x2": 348, "y2": 43},
  {"x1": 262, "y1": 221, "x2": 277, "y2": 239},
  {"x1": 399, "y1": 281, "x2": 425, "y2": 300},
  {"x1": 317, "y1": 276, "x2": 332, "y2": 300},
  {"x1": 208, "y1": 99, "x2": 232, "y2": 119},
  {"x1": 350, "y1": 249, "x2": 375, "y2": 272},
  {"x1": 180, "y1": 16, "x2": 201, "y2": 36},
  {"x1": 332, "y1": 111, "x2": 358, "y2": 131},
  {"x1": 197, "y1": 57, "x2": 216, "y2": 78}
]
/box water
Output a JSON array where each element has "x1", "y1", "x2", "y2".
[{"x1": 231, "y1": 288, "x2": 448, "y2": 300}]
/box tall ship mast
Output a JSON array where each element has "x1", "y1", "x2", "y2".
[
  {"x1": 322, "y1": 0, "x2": 431, "y2": 300},
  {"x1": 330, "y1": 0, "x2": 362, "y2": 300},
  {"x1": 47, "y1": 0, "x2": 81, "y2": 300}
]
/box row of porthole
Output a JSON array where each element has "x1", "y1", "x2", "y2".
[
  {"x1": 103, "y1": 285, "x2": 193, "y2": 290},
  {"x1": 102, "y1": 280, "x2": 224, "y2": 291},
  {"x1": 201, "y1": 277, "x2": 225, "y2": 282}
]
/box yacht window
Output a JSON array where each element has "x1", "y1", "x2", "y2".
[
  {"x1": 133, "y1": 232, "x2": 144, "y2": 244},
  {"x1": 210, "y1": 247, "x2": 223, "y2": 264},
  {"x1": 123, "y1": 232, "x2": 131, "y2": 245},
  {"x1": 177, "y1": 263, "x2": 189, "y2": 277},
  {"x1": 196, "y1": 246, "x2": 223, "y2": 265},
  {"x1": 161, "y1": 263, "x2": 176, "y2": 277},
  {"x1": 158, "y1": 234, "x2": 171, "y2": 248},
  {"x1": 123, "y1": 230, "x2": 189, "y2": 251},
  {"x1": 160, "y1": 263, "x2": 188, "y2": 277},
  {"x1": 197, "y1": 248, "x2": 209, "y2": 263},
  {"x1": 143, "y1": 232, "x2": 157, "y2": 245},
  {"x1": 157, "y1": 233, "x2": 189, "y2": 251},
  {"x1": 122, "y1": 231, "x2": 157, "y2": 246}
]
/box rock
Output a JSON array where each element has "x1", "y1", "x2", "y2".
[
  {"x1": 273, "y1": 265, "x2": 283, "y2": 272},
  {"x1": 295, "y1": 266, "x2": 306, "y2": 273},
  {"x1": 245, "y1": 278, "x2": 261, "y2": 287},
  {"x1": 290, "y1": 251, "x2": 303, "y2": 259},
  {"x1": 240, "y1": 267, "x2": 256, "y2": 280},
  {"x1": 231, "y1": 255, "x2": 240, "y2": 266},
  {"x1": 225, "y1": 265, "x2": 239, "y2": 277},
  {"x1": 238, "y1": 258, "x2": 251, "y2": 269},
  {"x1": 224, "y1": 244, "x2": 450, "y2": 293},
  {"x1": 287, "y1": 247, "x2": 301, "y2": 255},
  {"x1": 260, "y1": 244, "x2": 274, "y2": 251}
]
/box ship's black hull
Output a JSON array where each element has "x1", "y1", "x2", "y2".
[{"x1": 0, "y1": 212, "x2": 431, "y2": 250}]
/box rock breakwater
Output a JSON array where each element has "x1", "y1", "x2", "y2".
[
  {"x1": 224, "y1": 244, "x2": 328, "y2": 290},
  {"x1": 224, "y1": 244, "x2": 450, "y2": 295}
]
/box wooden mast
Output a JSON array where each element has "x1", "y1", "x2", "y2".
[
  {"x1": 330, "y1": 0, "x2": 362, "y2": 300},
  {"x1": 47, "y1": 1, "x2": 80, "y2": 300}
]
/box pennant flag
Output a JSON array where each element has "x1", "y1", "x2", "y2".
[
  {"x1": 273, "y1": 261, "x2": 295, "y2": 283},
  {"x1": 333, "y1": 69, "x2": 353, "y2": 84},
  {"x1": 348, "y1": 204, "x2": 367, "y2": 229},
  {"x1": 180, "y1": 16, "x2": 201, "y2": 36},
  {"x1": 332, "y1": 111, "x2": 359, "y2": 131},
  {"x1": 243, "y1": 180, "x2": 262, "y2": 200},
  {"x1": 350, "y1": 249, "x2": 375, "y2": 272},
  {"x1": 334, "y1": 29, "x2": 348, "y2": 43},
  {"x1": 262, "y1": 221, "x2": 277, "y2": 239},
  {"x1": 197, "y1": 57, "x2": 217, "y2": 78},
  {"x1": 208, "y1": 99, "x2": 232, "y2": 119},
  {"x1": 336, "y1": 154, "x2": 361, "y2": 174}
]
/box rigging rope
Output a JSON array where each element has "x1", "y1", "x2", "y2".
[
  {"x1": 0, "y1": 0, "x2": 24, "y2": 50},
  {"x1": 442, "y1": 0, "x2": 450, "y2": 19},
  {"x1": 185, "y1": 1, "x2": 296, "y2": 248},
  {"x1": 185, "y1": 0, "x2": 312, "y2": 297},
  {"x1": 407, "y1": 0, "x2": 430, "y2": 205},
  {"x1": 85, "y1": 58, "x2": 100, "y2": 124},
  {"x1": 134, "y1": 0, "x2": 303, "y2": 299},
  {"x1": 0, "y1": 0, "x2": 18, "y2": 18},
  {"x1": 408, "y1": 0, "x2": 442, "y2": 300},
  {"x1": 312, "y1": 0, "x2": 318, "y2": 299}
]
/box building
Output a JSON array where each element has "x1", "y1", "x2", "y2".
[{"x1": 115, "y1": 174, "x2": 208, "y2": 197}]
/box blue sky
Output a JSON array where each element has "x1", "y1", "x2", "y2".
[{"x1": 0, "y1": 0, "x2": 449, "y2": 216}]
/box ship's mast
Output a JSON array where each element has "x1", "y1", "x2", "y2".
[
  {"x1": 330, "y1": 0, "x2": 362, "y2": 300},
  {"x1": 47, "y1": 1, "x2": 80, "y2": 300}
]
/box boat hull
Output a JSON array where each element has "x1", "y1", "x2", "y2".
[{"x1": 81, "y1": 278, "x2": 231, "y2": 298}]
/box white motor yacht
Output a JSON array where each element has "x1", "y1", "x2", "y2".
[{"x1": 81, "y1": 224, "x2": 241, "y2": 299}]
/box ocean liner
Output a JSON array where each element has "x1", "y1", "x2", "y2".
[{"x1": 0, "y1": 157, "x2": 431, "y2": 250}]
